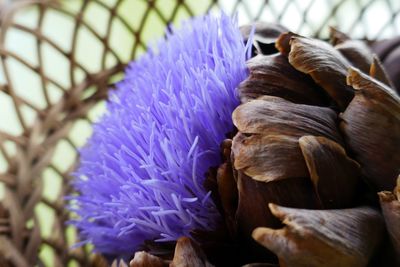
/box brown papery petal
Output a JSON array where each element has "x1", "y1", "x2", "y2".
[
  {"x1": 275, "y1": 32, "x2": 299, "y2": 56},
  {"x1": 378, "y1": 45, "x2": 400, "y2": 94},
  {"x1": 378, "y1": 176, "x2": 400, "y2": 264},
  {"x1": 288, "y1": 36, "x2": 354, "y2": 110},
  {"x1": 233, "y1": 133, "x2": 308, "y2": 182},
  {"x1": 235, "y1": 172, "x2": 320, "y2": 262},
  {"x1": 330, "y1": 27, "x2": 373, "y2": 73},
  {"x1": 130, "y1": 251, "x2": 168, "y2": 267},
  {"x1": 239, "y1": 54, "x2": 329, "y2": 105},
  {"x1": 236, "y1": 173, "x2": 320, "y2": 235},
  {"x1": 369, "y1": 55, "x2": 396, "y2": 89},
  {"x1": 370, "y1": 36, "x2": 400, "y2": 62},
  {"x1": 329, "y1": 26, "x2": 350, "y2": 45},
  {"x1": 111, "y1": 260, "x2": 129, "y2": 267},
  {"x1": 299, "y1": 135, "x2": 361, "y2": 209},
  {"x1": 216, "y1": 140, "x2": 238, "y2": 237},
  {"x1": 170, "y1": 237, "x2": 214, "y2": 267},
  {"x1": 341, "y1": 67, "x2": 400, "y2": 191},
  {"x1": 335, "y1": 41, "x2": 373, "y2": 73},
  {"x1": 232, "y1": 97, "x2": 342, "y2": 182},
  {"x1": 369, "y1": 37, "x2": 400, "y2": 93},
  {"x1": 252, "y1": 204, "x2": 384, "y2": 267}
]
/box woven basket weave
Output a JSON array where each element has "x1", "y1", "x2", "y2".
[{"x1": 0, "y1": 0, "x2": 399, "y2": 266}]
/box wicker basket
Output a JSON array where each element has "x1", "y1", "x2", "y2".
[{"x1": 0, "y1": 0, "x2": 399, "y2": 266}]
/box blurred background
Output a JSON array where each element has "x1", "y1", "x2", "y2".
[{"x1": 0, "y1": 0, "x2": 399, "y2": 266}]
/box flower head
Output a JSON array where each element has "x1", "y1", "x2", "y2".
[{"x1": 71, "y1": 12, "x2": 250, "y2": 257}]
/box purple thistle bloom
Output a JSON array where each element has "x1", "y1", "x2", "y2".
[{"x1": 71, "y1": 13, "x2": 250, "y2": 257}]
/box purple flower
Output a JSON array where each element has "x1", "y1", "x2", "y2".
[{"x1": 71, "y1": 13, "x2": 250, "y2": 258}]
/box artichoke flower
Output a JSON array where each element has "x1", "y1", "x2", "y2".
[{"x1": 72, "y1": 13, "x2": 400, "y2": 267}]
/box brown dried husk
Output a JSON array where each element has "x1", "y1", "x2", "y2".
[
  {"x1": 378, "y1": 176, "x2": 400, "y2": 264},
  {"x1": 238, "y1": 54, "x2": 329, "y2": 105},
  {"x1": 330, "y1": 27, "x2": 374, "y2": 73},
  {"x1": 341, "y1": 68, "x2": 400, "y2": 191},
  {"x1": 299, "y1": 135, "x2": 361, "y2": 209},
  {"x1": 369, "y1": 56, "x2": 396, "y2": 89},
  {"x1": 252, "y1": 204, "x2": 384, "y2": 267},
  {"x1": 232, "y1": 96, "x2": 343, "y2": 182},
  {"x1": 371, "y1": 36, "x2": 400, "y2": 93},
  {"x1": 170, "y1": 237, "x2": 214, "y2": 267},
  {"x1": 130, "y1": 251, "x2": 168, "y2": 267},
  {"x1": 285, "y1": 35, "x2": 354, "y2": 110}
]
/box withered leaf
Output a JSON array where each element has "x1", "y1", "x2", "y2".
[
  {"x1": 252, "y1": 204, "x2": 384, "y2": 267},
  {"x1": 288, "y1": 35, "x2": 354, "y2": 110},
  {"x1": 341, "y1": 67, "x2": 400, "y2": 191},
  {"x1": 232, "y1": 97, "x2": 342, "y2": 182},
  {"x1": 299, "y1": 135, "x2": 361, "y2": 209},
  {"x1": 239, "y1": 54, "x2": 329, "y2": 105}
]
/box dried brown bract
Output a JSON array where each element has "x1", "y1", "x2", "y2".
[
  {"x1": 371, "y1": 36, "x2": 400, "y2": 93},
  {"x1": 275, "y1": 31, "x2": 298, "y2": 56},
  {"x1": 299, "y1": 135, "x2": 361, "y2": 209},
  {"x1": 232, "y1": 96, "x2": 342, "y2": 182},
  {"x1": 111, "y1": 259, "x2": 129, "y2": 267},
  {"x1": 130, "y1": 251, "x2": 168, "y2": 267},
  {"x1": 239, "y1": 54, "x2": 329, "y2": 105},
  {"x1": 330, "y1": 27, "x2": 373, "y2": 73},
  {"x1": 369, "y1": 55, "x2": 396, "y2": 89},
  {"x1": 235, "y1": 173, "x2": 320, "y2": 257},
  {"x1": 252, "y1": 204, "x2": 384, "y2": 267},
  {"x1": 170, "y1": 237, "x2": 214, "y2": 267},
  {"x1": 216, "y1": 139, "x2": 238, "y2": 237},
  {"x1": 341, "y1": 67, "x2": 400, "y2": 191},
  {"x1": 288, "y1": 35, "x2": 354, "y2": 110},
  {"x1": 378, "y1": 176, "x2": 400, "y2": 264}
]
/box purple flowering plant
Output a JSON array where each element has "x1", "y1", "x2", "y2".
[{"x1": 70, "y1": 12, "x2": 251, "y2": 258}]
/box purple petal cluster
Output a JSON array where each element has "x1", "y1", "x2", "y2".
[{"x1": 71, "y1": 13, "x2": 250, "y2": 257}]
